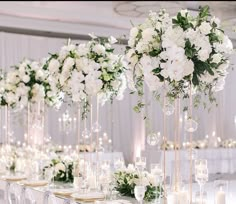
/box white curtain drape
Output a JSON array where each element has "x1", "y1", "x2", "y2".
[{"x1": 0, "y1": 31, "x2": 235, "y2": 163}]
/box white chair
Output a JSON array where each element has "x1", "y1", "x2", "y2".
[
  {"x1": 0, "y1": 189, "x2": 5, "y2": 204},
  {"x1": 23, "y1": 188, "x2": 36, "y2": 204},
  {"x1": 43, "y1": 191, "x2": 57, "y2": 204},
  {"x1": 63, "y1": 199, "x2": 78, "y2": 204},
  {"x1": 7, "y1": 183, "x2": 22, "y2": 204}
]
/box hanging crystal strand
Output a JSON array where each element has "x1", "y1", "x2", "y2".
[
  {"x1": 77, "y1": 103, "x2": 81, "y2": 182},
  {"x1": 189, "y1": 82, "x2": 193, "y2": 204},
  {"x1": 83, "y1": 102, "x2": 87, "y2": 180},
  {"x1": 0, "y1": 107, "x2": 2, "y2": 144},
  {"x1": 95, "y1": 95, "x2": 99, "y2": 189},
  {"x1": 174, "y1": 99, "x2": 178, "y2": 192},
  {"x1": 42, "y1": 99, "x2": 46, "y2": 151},
  {"x1": 77, "y1": 104, "x2": 81, "y2": 155},
  {"x1": 90, "y1": 96, "x2": 93, "y2": 167},
  {"x1": 27, "y1": 102, "x2": 30, "y2": 146},
  {"x1": 162, "y1": 84, "x2": 167, "y2": 204},
  {"x1": 4, "y1": 105, "x2": 8, "y2": 145},
  {"x1": 177, "y1": 98, "x2": 181, "y2": 191},
  {"x1": 110, "y1": 102, "x2": 114, "y2": 152}
]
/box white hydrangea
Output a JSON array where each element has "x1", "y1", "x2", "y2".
[{"x1": 199, "y1": 21, "x2": 212, "y2": 35}]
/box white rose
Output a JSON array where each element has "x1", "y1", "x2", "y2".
[
  {"x1": 92, "y1": 44, "x2": 106, "y2": 55},
  {"x1": 48, "y1": 58, "x2": 60, "y2": 74},
  {"x1": 211, "y1": 16, "x2": 221, "y2": 27},
  {"x1": 77, "y1": 44, "x2": 89, "y2": 56},
  {"x1": 63, "y1": 57, "x2": 75, "y2": 71},
  {"x1": 126, "y1": 164, "x2": 135, "y2": 174},
  {"x1": 22, "y1": 75, "x2": 30, "y2": 83},
  {"x1": 31, "y1": 61, "x2": 40, "y2": 71},
  {"x1": 129, "y1": 27, "x2": 139, "y2": 39},
  {"x1": 199, "y1": 22, "x2": 212, "y2": 35},
  {"x1": 54, "y1": 163, "x2": 66, "y2": 173},
  {"x1": 36, "y1": 70, "x2": 45, "y2": 80},
  {"x1": 136, "y1": 41, "x2": 149, "y2": 53},
  {"x1": 126, "y1": 49, "x2": 138, "y2": 65},
  {"x1": 108, "y1": 36, "x2": 117, "y2": 44},
  {"x1": 211, "y1": 53, "x2": 222, "y2": 64},
  {"x1": 180, "y1": 9, "x2": 188, "y2": 17},
  {"x1": 142, "y1": 27, "x2": 156, "y2": 42},
  {"x1": 111, "y1": 80, "x2": 121, "y2": 91},
  {"x1": 198, "y1": 49, "x2": 210, "y2": 61}
]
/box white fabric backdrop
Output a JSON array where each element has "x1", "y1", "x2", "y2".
[{"x1": 0, "y1": 31, "x2": 236, "y2": 163}]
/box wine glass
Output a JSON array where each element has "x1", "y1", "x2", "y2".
[
  {"x1": 195, "y1": 166, "x2": 208, "y2": 204},
  {"x1": 114, "y1": 157, "x2": 124, "y2": 171},
  {"x1": 150, "y1": 163, "x2": 163, "y2": 203},
  {"x1": 134, "y1": 185, "x2": 146, "y2": 204},
  {"x1": 135, "y1": 157, "x2": 146, "y2": 172}
]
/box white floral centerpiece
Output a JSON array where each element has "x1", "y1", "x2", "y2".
[
  {"x1": 2, "y1": 59, "x2": 63, "y2": 110},
  {"x1": 126, "y1": 5, "x2": 233, "y2": 112},
  {"x1": 114, "y1": 164, "x2": 163, "y2": 201},
  {"x1": 43, "y1": 155, "x2": 74, "y2": 183},
  {"x1": 43, "y1": 35, "x2": 127, "y2": 118}
]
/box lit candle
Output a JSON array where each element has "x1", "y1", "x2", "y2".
[
  {"x1": 178, "y1": 191, "x2": 189, "y2": 204},
  {"x1": 212, "y1": 131, "x2": 216, "y2": 137},
  {"x1": 216, "y1": 187, "x2": 226, "y2": 204},
  {"x1": 88, "y1": 173, "x2": 96, "y2": 189},
  {"x1": 234, "y1": 116, "x2": 236, "y2": 126},
  {"x1": 73, "y1": 117, "x2": 76, "y2": 132},
  {"x1": 58, "y1": 118, "x2": 62, "y2": 132}
]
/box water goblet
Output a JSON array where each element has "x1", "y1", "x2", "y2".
[
  {"x1": 195, "y1": 167, "x2": 208, "y2": 204},
  {"x1": 134, "y1": 185, "x2": 146, "y2": 204},
  {"x1": 135, "y1": 157, "x2": 146, "y2": 172}
]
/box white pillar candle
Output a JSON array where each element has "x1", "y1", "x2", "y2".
[
  {"x1": 88, "y1": 174, "x2": 97, "y2": 189},
  {"x1": 216, "y1": 188, "x2": 226, "y2": 204},
  {"x1": 178, "y1": 191, "x2": 189, "y2": 204}
]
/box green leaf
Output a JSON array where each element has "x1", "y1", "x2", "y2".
[{"x1": 192, "y1": 73, "x2": 199, "y2": 86}]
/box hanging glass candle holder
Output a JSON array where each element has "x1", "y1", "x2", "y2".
[
  {"x1": 91, "y1": 121, "x2": 102, "y2": 133},
  {"x1": 184, "y1": 118, "x2": 198, "y2": 133},
  {"x1": 162, "y1": 103, "x2": 175, "y2": 116},
  {"x1": 146, "y1": 132, "x2": 161, "y2": 146},
  {"x1": 82, "y1": 128, "x2": 91, "y2": 139}
]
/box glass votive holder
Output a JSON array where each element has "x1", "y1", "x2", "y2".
[
  {"x1": 195, "y1": 191, "x2": 207, "y2": 204},
  {"x1": 214, "y1": 180, "x2": 228, "y2": 204}
]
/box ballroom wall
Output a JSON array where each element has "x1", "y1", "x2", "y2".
[{"x1": 0, "y1": 31, "x2": 235, "y2": 163}]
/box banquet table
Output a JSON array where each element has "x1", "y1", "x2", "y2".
[
  {"x1": 1, "y1": 177, "x2": 236, "y2": 204},
  {"x1": 0, "y1": 178, "x2": 135, "y2": 204},
  {"x1": 80, "y1": 152, "x2": 124, "y2": 163},
  {"x1": 143, "y1": 148, "x2": 236, "y2": 176}
]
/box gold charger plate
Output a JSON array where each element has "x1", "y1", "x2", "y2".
[
  {"x1": 2, "y1": 175, "x2": 26, "y2": 182},
  {"x1": 51, "y1": 189, "x2": 77, "y2": 196},
  {"x1": 20, "y1": 180, "x2": 48, "y2": 187},
  {"x1": 70, "y1": 192, "x2": 105, "y2": 202}
]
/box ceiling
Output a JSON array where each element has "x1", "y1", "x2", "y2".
[{"x1": 0, "y1": 1, "x2": 235, "y2": 40}]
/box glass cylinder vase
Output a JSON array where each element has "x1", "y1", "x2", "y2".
[{"x1": 26, "y1": 100, "x2": 45, "y2": 147}]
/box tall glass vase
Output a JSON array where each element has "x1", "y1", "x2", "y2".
[{"x1": 27, "y1": 100, "x2": 45, "y2": 148}]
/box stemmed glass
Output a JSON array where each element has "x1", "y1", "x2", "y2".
[
  {"x1": 135, "y1": 157, "x2": 146, "y2": 172},
  {"x1": 195, "y1": 159, "x2": 208, "y2": 204},
  {"x1": 150, "y1": 163, "x2": 163, "y2": 204},
  {"x1": 134, "y1": 185, "x2": 146, "y2": 204},
  {"x1": 114, "y1": 157, "x2": 124, "y2": 171}
]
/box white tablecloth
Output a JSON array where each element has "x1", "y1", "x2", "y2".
[
  {"x1": 80, "y1": 152, "x2": 124, "y2": 164},
  {"x1": 143, "y1": 148, "x2": 236, "y2": 176}
]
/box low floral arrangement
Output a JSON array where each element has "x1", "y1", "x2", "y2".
[
  {"x1": 126, "y1": 5, "x2": 233, "y2": 112},
  {"x1": 114, "y1": 164, "x2": 162, "y2": 202},
  {"x1": 43, "y1": 157, "x2": 74, "y2": 183},
  {"x1": 43, "y1": 35, "x2": 127, "y2": 118},
  {"x1": 2, "y1": 59, "x2": 63, "y2": 110}
]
